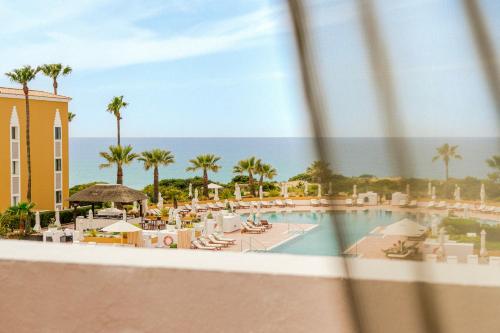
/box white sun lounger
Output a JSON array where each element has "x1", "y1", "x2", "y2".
[
  {"x1": 408, "y1": 200, "x2": 417, "y2": 208},
  {"x1": 345, "y1": 198, "x2": 353, "y2": 206},
  {"x1": 356, "y1": 198, "x2": 365, "y2": 206},
  {"x1": 192, "y1": 240, "x2": 218, "y2": 250},
  {"x1": 238, "y1": 201, "x2": 251, "y2": 208},
  {"x1": 199, "y1": 237, "x2": 223, "y2": 249},
  {"x1": 427, "y1": 201, "x2": 436, "y2": 208},
  {"x1": 213, "y1": 234, "x2": 236, "y2": 244},
  {"x1": 215, "y1": 202, "x2": 226, "y2": 209},
  {"x1": 284, "y1": 199, "x2": 295, "y2": 207},
  {"x1": 274, "y1": 200, "x2": 285, "y2": 208},
  {"x1": 436, "y1": 201, "x2": 447, "y2": 209},
  {"x1": 319, "y1": 198, "x2": 329, "y2": 207},
  {"x1": 310, "y1": 199, "x2": 320, "y2": 207},
  {"x1": 399, "y1": 200, "x2": 408, "y2": 207}
]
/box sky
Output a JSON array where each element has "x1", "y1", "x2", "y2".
[{"x1": 0, "y1": 0, "x2": 498, "y2": 138}]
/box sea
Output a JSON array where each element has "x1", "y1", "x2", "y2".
[{"x1": 70, "y1": 137, "x2": 499, "y2": 189}]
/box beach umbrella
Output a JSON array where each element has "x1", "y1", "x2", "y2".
[
  {"x1": 284, "y1": 183, "x2": 289, "y2": 198},
  {"x1": 431, "y1": 186, "x2": 436, "y2": 200},
  {"x1": 427, "y1": 182, "x2": 432, "y2": 196},
  {"x1": 34, "y1": 211, "x2": 41, "y2": 232},
  {"x1": 259, "y1": 185, "x2": 263, "y2": 200},
  {"x1": 88, "y1": 209, "x2": 93, "y2": 219},
  {"x1": 304, "y1": 182, "x2": 308, "y2": 196},
  {"x1": 110, "y1": 202, "x2": 115, "y2": 208},
  {"x1": 353, "y1": 184, "x2": 357, "y2": 197},
  {"x1": 328, "y1": 182, "x2": 332, "y2": 196},
  {"x1": 175, "y1": 213, "x2": 182, "y2": 229},
  {"x1": 133, "y1": 201, "x2": 138, "y2": 211},
  {"x1": 122, "y1": 209, "x2": 127, "y2": 222},
  {"x1": 480, "y1": 229, "x2": 488, "y2": 257},
  {"x1": 194, "y1": 188, "x2": 199, "y2": 201},
  {"x1": 317, "y1": 184, "x2": 321, "y2": 198},
  {"x1": 234, "y1": 183, "x2": 242, "y2": 201},
  {"x1": 102, "y1": 220, "x2": 141, "y2": 245},
  {"x1": 455, "y1": 186, "x2": 461, "y2": 201},
  {"x1": 191, "y1": 198, "x2": 198, "y2": 213},
  {"x1": 142, "y1": 199, "x2": 148, "y2": 214},
  {"x1": 214, "y1": 188, "x2": 219, "y2": 201},
  {"x1": 168, "y1": 208, "x2": 174, "y2": 223},
  {"x1": 55, "y1": 208, "x2": 61, "y2": 227},
  {"x1": 157, "y1": 192, "x2": 164, "y2": 210},
  {"x1": 480, "y1": 183, "x2": 486, "y2": 204},
  {"x1": 188, "y1": 183, "x2": 193, "y2": 198}
]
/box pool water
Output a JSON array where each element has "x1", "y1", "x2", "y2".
[{"x1": 246, "y1": 210, "x2": 421, "y2": 256}]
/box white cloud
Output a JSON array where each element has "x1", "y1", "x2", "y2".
[{"x1": 0, "y1": 0, "x2": 285, "y2": 72}]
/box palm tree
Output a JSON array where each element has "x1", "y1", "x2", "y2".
[
  {"x1": 186, "y1": 154, "x2": 221, "y2": 196},
  {"x1": 234, "y1": 157, "x2": 259, "y2": 196},
  {"x1": 486, "y1": 155, "x2": 500, "y2": 182},
  {"x1": 99, "y1": 145, "x2": 138, "y2": 184},
  {"x1": 5, "y1": 66, "x2": 39, "y2": 202},
  {"x1": 38, "y1": 63, "x2": 72, "y2": 95},
  {"x1": 306, "y1": 160, "x2": 332, "y2": 183},
  {"x1": 432, "y1": 144, "x2": 462, "y2": 181},
  {"x1": 106, "y1": 96, "x2": 128, "y2": 146},
  {"x1": 255, "y1": 161, "x2": 277, "y2": 188},
  {"x1": 68, "y1": 112, "x2": 76, "y2": 122},
  {"x1": 139, "y1": 149, "x2": 175, "y2": 203},
  {"x1": 2, "y1": 202, "x2": 35, "y2": 232}
]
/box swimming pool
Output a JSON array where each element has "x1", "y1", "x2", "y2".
[{"x1": 245, "y1": 210, "x2": 422, "y2": 256}]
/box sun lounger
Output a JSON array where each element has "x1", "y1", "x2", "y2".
[
  {"x1": 250, "y1": 201, "x2": 260, "y2": 208},
  {"x1": 274, "y1": 200, "x2": 285, "y2": 208},
  {"x1": 241, "y1": 223, "x2": 264, "y2": 233},
  {"x1": 450, "y1": 203, "x2": 463, "y2": 210},
  {"x1": 407, "y1": 200, "x2": 417, "y2": 208},
  {"x1": 345, "y1": 199, "x2": 353, "y2": 206},
  {"x1": 185, "y1": 204, "x2": 193, "y2": 211},
  {"x1": 483, "y1": 206, "x2": 495, "y2": 213},
  {"x1": 399, "y1": 200, "x2": 408, "y2": 208},
  {"x1": 206, "y1": 235, "x2": 230, "y2": 247},
  {"x1": 310, "y1": 199, "x2": 320, "y2": 207},
  {"x1": 199, "y1": 237, "x2": 223, "y2": 249},
  {"x1": 427, "y1": 201, "x2": 436, "y2": 208},
  {"x1": 238, "y1": 201, "x2": 251, "y2": 208},
  {"x1": 215, "y1": 202, "x2": 226, "y2": 209},
  {"x1": 192, "y1": 240, "x2": 218, "y2": 250},
  {"x1": 246, "y1": 221, "x2": 267, "y2": 231},
  {"x1": 213, "y1": 234, "x2": 236, "y2": 244},
  {"x1": 259, "y1": 219, "x2": 272, "y2": 229},
  {"x1": 436, "y1": 201, "x2": 447, "y2": 209},
  {"x1": 207, "y1": 203, "x2": 220, "y2": 211},
  {"x1": 284, "y1": 199, "x2": 295, "y2": 207},
  {"x1": 197, "y1": 204, "x2": 208, "y2": 212},
  {"x1": 356, "y1": 198, "x2": 365, "y2": 206},
  {"x1": 319, "y1": 198, "x2": 330, "y2": 207},
  {"x1": 260, "y1": 201, "x2": 272, "y2": 208}
]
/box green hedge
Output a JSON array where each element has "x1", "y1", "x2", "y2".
[{"x1": 442, "y1": 217, "x2": 500, "y2": 242}]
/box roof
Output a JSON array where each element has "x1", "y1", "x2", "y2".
[
  {"x1": 68, "y1": 184, "x2": 147, "y2": 203},
  {"x1": 0, "y1": 87, "x2": 71, "y2": 102}
]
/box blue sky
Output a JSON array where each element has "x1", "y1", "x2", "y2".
[{"x1": 0, "y1": 0, "x2": 498, "y2": 137}]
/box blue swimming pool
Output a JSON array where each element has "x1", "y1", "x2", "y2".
[{"x1": 247, "y1": 210, "x2": 422, "y2": 256}]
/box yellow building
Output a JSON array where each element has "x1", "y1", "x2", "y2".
[{"x1": 0, "y1": 87, "x2": 70, "y2": 212}]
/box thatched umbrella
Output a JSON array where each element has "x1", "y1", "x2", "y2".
[
  {"x1": 68, "y1": 184, "x2": 147, "y2": 204},
  {"x1": 68, "y1": 184, "x2": 148, "y2": 223}
]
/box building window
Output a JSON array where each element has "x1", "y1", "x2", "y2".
[
  {"x1": 12, "y1": 161, "x2": 18, "y2": 175},
  {"x1": 55, "y1": 158, "x2": 62, "y2": 171},
  {"x1": 11, "y1": 127, "x2": 18, "y2": 140},
  {"x1": 54, "y1": 127, "x2": 62, "y2": 140},
  {"x1": 55, "y1": 190, "x2": 62, "y2": 204},
  {"x1": 12, "y1": 196, "x2": 19, "y2": 206}
]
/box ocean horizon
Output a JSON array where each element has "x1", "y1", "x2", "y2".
[{"x1": 70, "y1": 137, "x2": 499, "y2": 189}]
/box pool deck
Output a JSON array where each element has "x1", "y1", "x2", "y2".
[{"x1": 219, "y1": 223, "x2": 318, "y2": 252}]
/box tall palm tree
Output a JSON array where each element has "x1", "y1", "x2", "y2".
[
  {"x1": 432, "y1": 144, "x2": 462, "y2": 181},
  {"x1": 2, "y1": 202, "x2": 35, "y2": 232},
  {"x1": 186, "y1": 154, "x2": 221, "y2": 196},
  {"x1": 306, "y1": 160, "x2": 332, "y2": 184},
  {"x1": 486, "y1": 155, "x2": 500, "y2": 182},
  {"x1": 68, "y1": 112, "x2": 76, "y2": 122},
  {"x1": 255, "y1": 161, "x2": 277, "y2": 188},
  {"x1": 139, "y1": 149, "x2": 175, "y2": 203},
  {"x1": 38, "y1": 63, "x2": 72, "y2": 95},
  {"x1": 5, "y1": 66, "x2": 39, "y2": 202},
  {"x1": 99, "y1": 145, "x2": 138, "y2": 185},
  {"x1": 234, "y1": 157, "x2": 259, "y2": 196},
  {"x1": 106, "y1": 96, "x2": 128, "y2": 146}
]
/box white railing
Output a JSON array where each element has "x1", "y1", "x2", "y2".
[{"x1": 240, "y1": 237, "x2": 268, "y2": 252}]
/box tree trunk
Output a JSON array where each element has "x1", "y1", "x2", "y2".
[
  {"x1": 24, "y1": 87, "x2": 32, "y2": 202},
  {"x1": 117, "y1": 165, "x2": 123, "y2": 185},
  {"x1": 53, "y1": 78, "x2": 58, "y2": 95},
  {"x1": 249, "y1": 171, "x2": 254, "y2": 196},
  {"x1": 445, "y1": 161, "x2": 449, "y2": 181},
  {"x1": 259, "y1": 175, "x2": 264, "y2": 188},
  {"x1": 153, "y1": 166, "x2": 159, "y2": 203},
  {"x1": 203, "y1": 169, "x2": 209, "y2": 197},
  {"x1": 117, "y1": 118, "x2": 121, "y2": 147}
]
